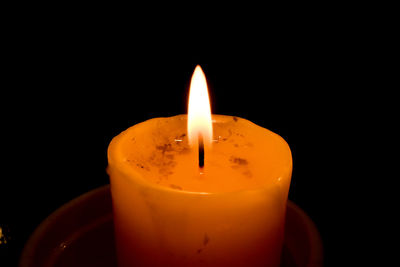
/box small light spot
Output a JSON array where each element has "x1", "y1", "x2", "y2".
[
  {"x1": 212, "y1": 136, "x2": 222, "y2": 143},
  {"x1": 0, "y1": 226, "x2": 10, "y2": 245},
  {"x1": 59, "y1": 242, "x2": 68, "y2": 250}
]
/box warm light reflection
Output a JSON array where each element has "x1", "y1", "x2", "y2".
[
  {"x1": 0, "y1": 227, "x2": 7, "y2": 245},
  {"x1": 187, "y1": 65, "x2": 213, "y2": 147}
]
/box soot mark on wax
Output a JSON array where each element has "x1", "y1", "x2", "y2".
[
  {"x1": 156, "y1": 143, "x2": 173, "y2": 154},
  {"x1": 149, "y1": 132, "x2": 190, "y2": 180},
  {"x1": 197, "y1": 233, "x2": 210, "y2": 254},
  {"x1": 169, "y1": 184, "x2": 183, "y2": 190},
  {"x1": 203, "y1": 233, "x2": 210, "y2": 246},
  {"x1": 230, "y1": 156, "x2": 248, "y2": 165},
  {"x1": 229, "y1": 156, "x2": 252, "y2": 178}
]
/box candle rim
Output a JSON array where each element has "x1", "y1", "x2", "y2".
[{"x1": 107, "y1": 114, "x2": 292, "y2": 196}]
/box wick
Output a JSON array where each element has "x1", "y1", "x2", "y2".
[{"x1": 198, "y1": 134, "x2": 204, "y2": 168}]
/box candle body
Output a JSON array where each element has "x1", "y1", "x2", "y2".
[{"x1": 107, "y1": 115, "x2": 292, "y2": 267}]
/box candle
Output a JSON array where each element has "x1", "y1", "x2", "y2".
[{"x1": 107, "y1": 66, "x2": 292, "y2": 267}]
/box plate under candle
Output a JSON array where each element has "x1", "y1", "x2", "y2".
[{"x1": 19, "y1": 185, "x2": 323, "y2": 267}]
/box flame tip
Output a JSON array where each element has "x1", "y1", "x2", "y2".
[{"x1": 187, "y1": 64, "x2": 213, "y2": 146}]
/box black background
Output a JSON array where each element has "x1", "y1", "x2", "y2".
[{"x1": 0, "y1": 8, "x2": 379, "y2": 267}]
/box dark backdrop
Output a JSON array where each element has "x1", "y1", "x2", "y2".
[{"x1": 0, "y1": 14, "x2": 370, "y2": 267}]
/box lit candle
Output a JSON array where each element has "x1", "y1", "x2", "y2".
[{"x1": 107, "y1": 66, "x2": 292, "y2": 267}]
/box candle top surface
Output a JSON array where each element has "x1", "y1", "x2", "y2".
[{"x1": 108, "y1": 115, "x2": 292, "y2": 193}]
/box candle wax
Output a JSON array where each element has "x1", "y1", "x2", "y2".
[{"x1": 107, "y1": 114, "x2": 292, "y2": 267}]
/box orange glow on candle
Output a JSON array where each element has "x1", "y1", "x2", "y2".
[
  {"x1": 187, "y1": 65, "x2": 213, "y2": 147},
  {"x1": 107, "y1": 65, "x2": 293, "y2": 266}
]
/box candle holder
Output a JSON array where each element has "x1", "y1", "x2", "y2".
[{"x1": 19, "y1": 185, "x2": 323, "y2": 267}]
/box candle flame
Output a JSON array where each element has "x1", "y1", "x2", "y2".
[{"x1": 188, "y1": 65, "x2": 213, "y2": 147}]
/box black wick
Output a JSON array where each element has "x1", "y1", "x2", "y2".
[{"x1": 198, "y1": 134, "x2": 204, "y2": 168}]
